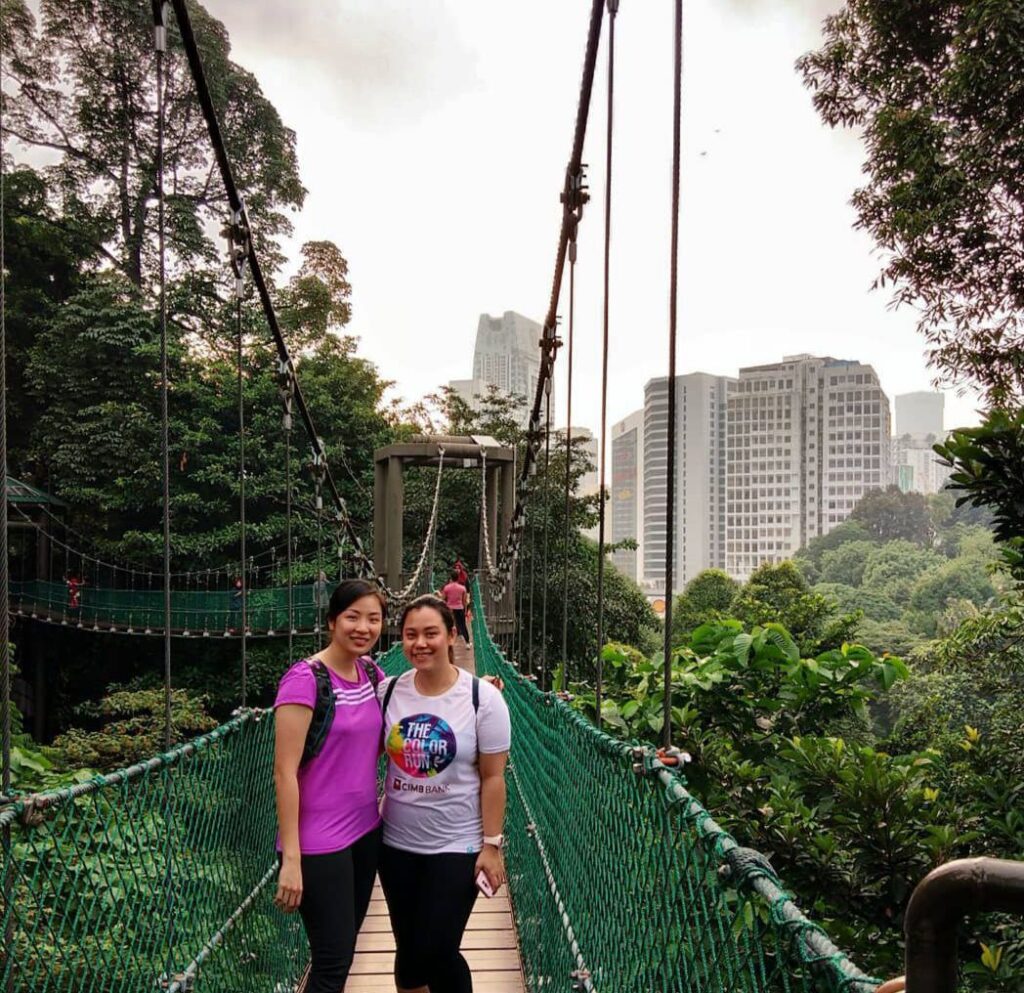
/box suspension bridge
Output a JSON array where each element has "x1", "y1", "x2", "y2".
[{"x1": 1, "y1": 1, "x2": 1019, "y2": 991}]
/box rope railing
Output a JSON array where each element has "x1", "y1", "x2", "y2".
[{"x1": 470, "y1": 579, "x2": 880, "y2": 993}]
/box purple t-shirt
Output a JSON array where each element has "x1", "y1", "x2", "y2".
[{"x1": 275, "y1": 658, "x2": 384, "y2": 854}]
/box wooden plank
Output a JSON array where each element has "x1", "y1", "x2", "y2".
[
  {"x1": 347, "y1": 972, "x2": 523, "y2": 992},
  {"x1": 356, "y1": 930, "x2": 518, "y2": 952},
  {"x1": 350, "y1": 949, "x2": 521, "y2": 974},
  {"x1": 361, "y1": 912, "x2": 514, "y2": 933}
]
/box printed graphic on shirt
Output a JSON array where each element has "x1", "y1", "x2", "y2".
[{"x1": 385, "y1": 713, "x2": 457, "y2": 778}]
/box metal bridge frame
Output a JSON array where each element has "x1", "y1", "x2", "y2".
[{"x1": 373, "y1": 436, "x2": 516, "y2": 630}]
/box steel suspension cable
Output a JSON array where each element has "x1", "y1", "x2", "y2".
[
  {"x1": 561, "y1": 238, "x2": 577, "y2": 682},
  {"x1": 527, "y1": 507, "x2": 537, "y2": 678},
  {"x1": 168, "y1": 0, "x2": 376, "y2": 583},
  {"x1": 1, "y1": 0, "x2": 10, "y2": 803},
  {"x1": 282, "y1": 371, "x2": 294, "y2": 659},
  {"x1": 595, "y1": 0, "x2": 619, "y2": 728},
  {"x1": 154, "y1": 1, "x2": 173, "y2": 750},
  {"x1": 662, "y1": 0, "x2": 683, "y2": 747},
  {"x1": 539, "y1": 387, "x2": 552, "y2": 690},
  {"x1": 235, "y1": 292, "x2": 247, "y2": 706}
]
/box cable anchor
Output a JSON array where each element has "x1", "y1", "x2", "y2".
[
  {"x1": 276, "y1": 358, "x2": 294, "y2": 430},
  {"x1": 225, "y1": 201, "x2": 251, "y2": 299},
  {"x1": 630, "y1": 745, "x2": 691, "y2": 778}
]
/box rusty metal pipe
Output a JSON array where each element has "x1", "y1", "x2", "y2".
[{"x1": 905, "y1": 857, "x2": 1024, "y2": 993}]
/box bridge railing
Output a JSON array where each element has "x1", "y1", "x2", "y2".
[
  {"x1": 10, "y1": 579, "x2": 324, "y2": 635},
  {"x1": 0, "y1": 711, "x2": 305, "y2": 993},
  {"x1": 470, "y1": 579, "x2": 879, "y2": 993}
]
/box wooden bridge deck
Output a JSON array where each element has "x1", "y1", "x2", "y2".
[{"x1": 302, "y1": 635, "x2": 527, "y2": 993}]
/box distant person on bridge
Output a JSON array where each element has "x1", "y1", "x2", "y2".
[
  {"x1": 453, "y1": 556, "x2": 469, "y2": 586},
  {"x1": 272, "y1": 579, "x2": 387, "y2": 993},
  {"x1": 438, "y1": 570, "x2": 472, "y2": 648},
  {"x1": 378, "y1": 594, "x2": 510, "y2": 993}
]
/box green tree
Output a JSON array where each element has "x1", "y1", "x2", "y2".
[
  {"x1": 851, "y1": 486, "x2": 934, "y2": 545},
  {"x1": 731, "y1": 561, "x2": 858, "y2": 656},
  {"x1": 818, "y1": 540, "x2": 877, "y2": 587},
  {"x1": 670, "y1": 569, "x2": 739, "y2": 647},
  {"x1": 2, "y1": 166, "x2": 91, "y2": 477},
  {"x1": 936, "y1": 409, "x2": 1024, "y2": 579},
  {"x1": 799, "y1": 1, "x2": 1024, "y2": 404},
  {"x1": 908, "y1": 559, "x2": 996, "y2": 635},
  {"x1": 3, "y1": 0, "x2": 304, "y2": 294},
  {"x1": 815, "y1": 582, "x2": 902, "y2": 623},
  {"x1": 861, "y1": 540, "x2": 945, "y2": 607}
]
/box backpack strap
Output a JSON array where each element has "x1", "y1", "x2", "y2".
[
  {"x1": 380, "y1": 671, "x2": 403, "y2": 720},
  {"x1": 359, "y1": 656, "x2": 380, "y2": 693},
  {"x1": 301, "y1": 659, "x2": 336, "y2": 767},
  {"x1": 472, "y1": 675, "x2": 480, "y2": 715}
]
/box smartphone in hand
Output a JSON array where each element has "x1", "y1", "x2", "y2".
[{"x1": 475, "y1": 870, "x2": 495, "y2": 898}]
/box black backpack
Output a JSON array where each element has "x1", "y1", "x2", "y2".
[{"x1": 300, "y1": 657, "x2": 381, "y2": 767}]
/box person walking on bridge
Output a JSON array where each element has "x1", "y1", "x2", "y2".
[
  {"x1": 272, "y1": 579, "x2": 387, "y2": 993},
  {"x1": 377, "y1": 594, "x2": 510, "y2": 993},
  {"x1": 439, "y1": 570, "x2": 472, "y2": 648}
]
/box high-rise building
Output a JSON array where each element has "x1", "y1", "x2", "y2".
[
  {"x1": 446, "y1": 312, "x2": 550, "y2": 429},
  {"x1": 642, "y1": 373, "x2": 734, "y2": 597},
  {"x1": 610, "y1": 410, "x2": 644, "y2": 582},
  {"x1": 568, "y1": 426, "x2": 600, "y2": 542},
  {"x1": 895, "y1": 392, "x2": 944, "y2": 439},
  {"x1": 726, "y1": 355, "x2": 890, "y2": 580},
  {"x1": 891, "y1": 434, "x2": 950, "y2": 495}
]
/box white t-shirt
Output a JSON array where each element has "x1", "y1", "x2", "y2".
[{"x1": 379, "y1": 667, "x2": 511, "y2": 854}]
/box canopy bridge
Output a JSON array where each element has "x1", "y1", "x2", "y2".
[
  {"x1": 0, "y1": 581, "x2": 878, "y2": 993},
  {"x1": 1, "y1": 1, "x2": 1017, "y2": 991}
]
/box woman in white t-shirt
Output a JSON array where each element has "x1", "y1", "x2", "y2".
[{"x1": 377, "y1": 594, "x2": 511, "y2": 993}]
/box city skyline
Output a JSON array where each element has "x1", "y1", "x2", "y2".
[
  {"x1": 198, "y1": 0, "x2": 985, "y2": 458},
  {"x1": 607, "y1": 357, "x2": 956, "y2": 595}
]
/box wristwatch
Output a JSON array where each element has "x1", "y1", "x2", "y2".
[{"x1": 483, "y1": 834, "x2": 505, "y2": 849}]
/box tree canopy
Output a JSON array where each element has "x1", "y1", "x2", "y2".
[{"x1": 799, "y1": 1, "x2": 1024, "y2": 403}]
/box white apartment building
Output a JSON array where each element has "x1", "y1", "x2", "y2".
[
  {"x1": 642, "y1": 374, "x2": 734, "y2": 597},
  {"x1": 892, "y1": 433, "x2": 951, "y2": 495},
  {"x1": 610, "y1": 410, "x2": 644, "y2": 582},
  {"x1": 726, "y1": 355, "x2": 890, "y2": 580},
  {"x1": 447, "y1": 312, "x2": 550, "y2": 429},
  {"x1": 895, "y1": 391, "x2": 944, "y2": 438}
]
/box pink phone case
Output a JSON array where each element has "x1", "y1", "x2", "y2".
[{"x1": 475, "y1": 870, "x2": 494, "y2": 898}]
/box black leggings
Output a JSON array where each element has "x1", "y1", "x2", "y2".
[
  {"x1": 378, "y1": 844, "x2": 479, "y2": 993},
  {"x1": 453, "y1": 608, "x2": 471, "y2": 643},
  {"x1": 287, "y1": 825, "x2": 381, "y2": 993}
]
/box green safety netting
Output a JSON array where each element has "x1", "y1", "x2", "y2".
[
  {"x1": 10, "y1": 579, "x2": 326, "y2": 635},
  {"x1": 2, "y1": 587, "x2": 879, "y2": 993},
  {"x1": 469, "y1": 579, "x2": 879, "y2": 993},
  {"x1": 0, "y1": 648, "x2": 409, "y2": 993}
]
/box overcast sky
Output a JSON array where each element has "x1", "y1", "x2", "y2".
[{"x1": 205, "y1": 0, "x2": 983, "y2": 435}]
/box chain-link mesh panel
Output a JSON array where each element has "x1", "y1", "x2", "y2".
[{"x1": 469, "y1": 579, "x2": 880, "y2": 993}]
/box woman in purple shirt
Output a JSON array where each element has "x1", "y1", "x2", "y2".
[{"x1": 272, "y1": 579, "x2": 387, "y2": 993}]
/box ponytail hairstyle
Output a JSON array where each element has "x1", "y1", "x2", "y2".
[{"x1": 399, "y1": 594, "x2": 456, "y2": 665}]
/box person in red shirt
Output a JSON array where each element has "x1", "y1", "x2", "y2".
[
  {"x1": 453, "y1": 557, "x2": 468, "y2": 586},
  {"x1": 66, "y1": 573, "x2": 83, "y2": 612},
  {"x1": 438, "y1": 571, "x2": 471, "y2": 646}
]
